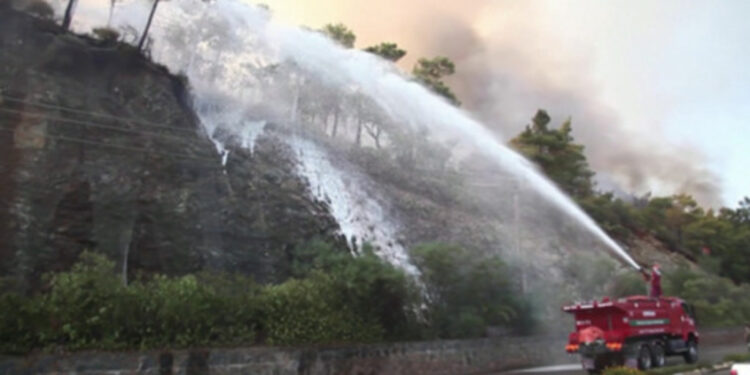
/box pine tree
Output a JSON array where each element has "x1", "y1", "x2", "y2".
[{"x1": 511, "y1": 110, "x2": 594, "y2": 198}]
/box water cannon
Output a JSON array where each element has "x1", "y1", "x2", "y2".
[
  {"x1": 634, "y1": 261, "x2": 651, "y2": 274},
  {"x1": 637, "y1": 262, "x2": 664, "y2": 281}
]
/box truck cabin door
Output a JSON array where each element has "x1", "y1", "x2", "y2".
[{"x1": 681, "y1": 302, "x2": 697, "y2": 332}]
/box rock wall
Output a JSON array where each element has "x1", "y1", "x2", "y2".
[
  {"x1": 0, "y1": 7, "x2": 343, "y2": 286},
  {"x1": 0, "y1": 335, "x2": 568, "y2": 375},
  {"x1": 1, "y1": 327, "x2": 744, "y2": 375}
]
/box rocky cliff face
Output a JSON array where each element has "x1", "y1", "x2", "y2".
[{"x1": 0, "y1": 7, "x2": 343, "y2": 288}]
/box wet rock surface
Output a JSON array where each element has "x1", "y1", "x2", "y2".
[{"x1": 0, "y1": 7, "x2": 343, "y2": 286}]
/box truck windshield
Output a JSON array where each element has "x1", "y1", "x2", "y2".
[{"x1": 681, "y1": 303, "x2": 696, "y2": 320}]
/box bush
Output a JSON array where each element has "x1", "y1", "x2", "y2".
[
  {"x1": 263, "y1": 275, "x2": 382, "y2": 345},
  {"x1": 603, "y1": 367, "x2": 644, "y2": 375},
  {"x1": 0, "y1": 244, "x2": 421, "y2": 353},
  {"x1": 92, "y1": 27, "x2": 120, "y2": 44},
  {"x1": 133, "y1": 274, "x2": 259, "y2": 348},
  {"x1": 578, "y1": 193, "x2": 640, "y2": 240},
  {"x1": 664, "y1": 268, "x2": 750, "y2": 327},
  {"x1": 291, "y1": 240, "x2": 419, "y2": 340},
  {"x1": 0, "y1": 293, "x2": 48, "y2": 354},
  {"x1": 410, "y1": 243, "x2": 530, "y2": 338},
  {"x1": 0, "y1": 242, "x2": 536, "y2": 352},
  {"x1": 44, "y1": 252, "x2": 127, "y2": 349},
  {"x1": 724, "y1": 353, "x2": 750, "y2": 363},
  {"x1": 610, "y1": 266, "x2": 750, "y2": 327},
  {"x1": 644, "y1": 362, "x2": 710, "y2": 375},
  {"x1": 0, "y1": 252, "x2": 263, "y2": 352}
]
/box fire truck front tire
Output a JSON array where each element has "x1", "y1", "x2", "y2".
[
  {"x1": 683, "y1": 340, "x2": 698, "y2": 364},
  {"x1": 651, "y1": 344, "x2": 666, "y2": 368},
  {"x1": 638, "y1": 345, "x2": 653, "y2": 371}
]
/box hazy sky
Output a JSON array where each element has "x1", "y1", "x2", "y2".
[{"x1": 260, "y1": 0, "x2": 750, "y2": 208}]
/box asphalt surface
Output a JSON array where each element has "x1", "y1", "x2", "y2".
[{"x1": 498, "y1": 342, "x2": 747, "y2": 375}]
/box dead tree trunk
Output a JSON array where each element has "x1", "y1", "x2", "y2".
[
  {"x1": 61, "y1": 0, "x2": 77, "y2": 30},
  {"x1": 355, "y1": 118, "x2": 363, "y2": 147},
  {"x1": 331, "y1": 108, "x2": 339, "y2": 138},
  {"x1": 138, "y1": 0, "x2": 160, "y2": 51}
]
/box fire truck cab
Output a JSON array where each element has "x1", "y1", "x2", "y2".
[{"x1": 564, "y1": 296, "x2": 699, "y2": 373}]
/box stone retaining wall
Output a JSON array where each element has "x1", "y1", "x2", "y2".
[
  {"x1": 0, "y1": 335, "x2": 567, "y2": 375},
  {"x1": 1, "y1": 327, "x2": 742, "y2": 375}
]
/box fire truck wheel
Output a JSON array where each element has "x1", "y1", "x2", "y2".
[
  {"x1": 638, "y1": 345, "x2": 653, "y2": 370},
  {"x1": 651, "y1": 344, "x2": 666, "y2": 368},
  {"x1": 683, "y1": 340, "x2": 698, "y2": 364}
]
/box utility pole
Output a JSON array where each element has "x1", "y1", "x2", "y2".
[{"x1": 469, "y1": 173, "x2": 527, "y2": 294}]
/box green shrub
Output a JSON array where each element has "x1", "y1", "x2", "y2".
[
  {"x1": 136, "y1": 275, "x2": 249, "y2": 347},
  {"x1": 603, "y1": 366, "x2": 645, "y2": 375},
  {"x1": 410, "y1": 243, "x2": 529, "y2": 338},
  {"x1": 0, "y1": 252, "x2": 263, "y2": 352},
  {"x1": 611, "y1": 266, "x2": 750, "y2": 327},
  {"x1": 263, "y1": 274, "x2": 382, "y2": 345},
  {"x1": 0, "y1": 242, "x2": 534, "y2": 352},
  {"x1": 724, "y1": 353, "x2": 750, "y2": 363},
  {"x1": 664, "y1": 267, "x2": 750, "y2": 327},
  {"x1": 97, "y1": 270, "x2": 261, "y2": 349},
  {"x1": 645, "y1": 362, "x2": 709, "y2": 375},
  {"x1": 0, "y1": 293, "x2": 48, "y2": 354},
  {"x1": 44, "y1": 252, "x2": 126, "y2": 349},
  {"x1": 92, "y1": 27, "x2": 120, "y2": 44},
  {"x1": 0, "y1": 244, "x2": 419, "y2": 353},
  {"x1": 291, "y1": 240, "x2": 419, "y2": 340}
]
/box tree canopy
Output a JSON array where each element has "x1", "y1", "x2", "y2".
[
  {"x1": 365, "y1": 42, "x2": 406, "y2": 62},
  {"x1": 321, "y1": 23, "x2": 356, "y2": 48},
  {"x1": 511, "y1": 109, "x2": 750, "y2": 285},
  {"x1": 412, "y1": 57, "x2": 460, "y2": 106},
  {"x1": 511, "y1": 110, "x2": 594, "y2": 198}
]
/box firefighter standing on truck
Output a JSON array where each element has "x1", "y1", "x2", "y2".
[
  {"x1": 641, "y1": 263, "x2": 663, "y2": 298},
  {"x1": 650, "y1": 264, "x2": 662, "y2": 298}
]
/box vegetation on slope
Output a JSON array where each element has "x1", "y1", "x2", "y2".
[
  {"x1": 511, "y1": 109, "x2": 750, "y2": 285},
  {"x1": 610, "y1": 267, "x2": 750, "y2": 327},
  {"x1": 512, "y1": 110, "x2": 750, "y2": 327},
  {"x1": 0, "y1": 242, "x2": 528, "y2": 354}
]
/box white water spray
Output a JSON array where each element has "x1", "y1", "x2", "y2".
[
  {"x1": 289, "y1": 136, "x2": 417, "y2": 273},
  {"x1": 68, "y1": 0, "x2": 641, "y2": 271}
]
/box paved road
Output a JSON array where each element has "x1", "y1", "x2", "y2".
[{"x1": 498, "y1": 342, "x2": 747, "y2": 375}]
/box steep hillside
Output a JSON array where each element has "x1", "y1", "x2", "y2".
[
  {"x1": 0, "y1": 4, "x2": 702, "y2": 297},
  {"x1": 0, "y1": 7, "x2": 344, "y2": 288}
]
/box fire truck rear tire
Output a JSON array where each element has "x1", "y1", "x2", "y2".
[
  {"x1": 651, "y1": 344, "x2": 666, "y2": 368},
  {"x1": 638, "y1": 345, "x2": 653, "y2": 370},
  {"x1": 683, "y1": 340, "x2": 698, "y2": 364}
]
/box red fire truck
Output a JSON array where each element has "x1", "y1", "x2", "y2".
[{"x1": 564, "y1": 295, "x2": 699, "y2": 373}]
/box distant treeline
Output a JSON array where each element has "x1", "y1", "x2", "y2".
[{"x1": 511, "y1": 109, "x2": 750, "y2": 285}]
